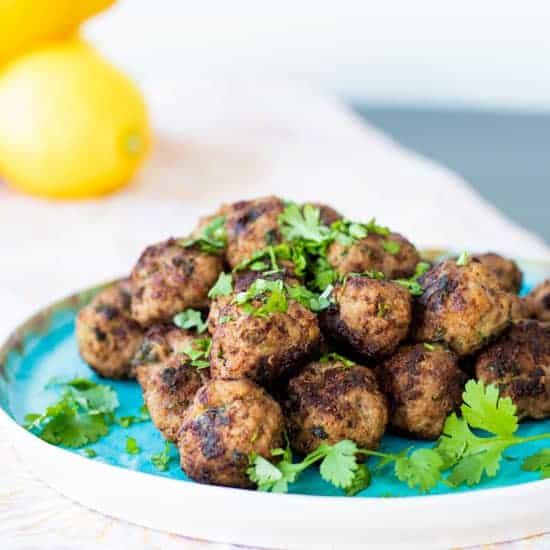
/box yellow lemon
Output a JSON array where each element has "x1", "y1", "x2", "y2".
[
  {"x1": 0, "y1": 38, "x2": 151, "y2": 199},
  {"x1": 0, "y1": 0, "x2": 115, "y2": 65}
]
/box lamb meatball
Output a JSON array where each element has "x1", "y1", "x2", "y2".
[
  {"x1": 178, "y1": 379, "x2": 284, "y2": 488},
  {"x1": 327, "y1": 232, "x2": 420, "y2": 279},
  {"x1": 136, "y1": 354, "x2": 208, "y2": 442},
  {"x1": 413, "y1": 259, "x2": 512, "y2": 356},
  {"x1": 130, "y1": 238, "x2": 223, "y2": 325},
  {"x1": 76, "y1": 280, "x2": 143, "y2": 379},
  {"x1": 379, "y1": 344, "x2": 466, "y2": 439},
  {"x1": 224, "y1": 196, "x2": 285, "y2": 268},
  {"x1": 510, "y1": 295, "x2": 534, "y2": 322},
  {"x1": 475, "y1": 320, "x2": 550, "y2": 420},
  {"x1": 209, "y1": 297, "x2": 321, "y2": 385},
  {"x1": 472, "y1": 253, "x2": 523, "y2": 293},
  {"x1": 321, "y1": 275, "x2": 412, "y2": 358},
  {"x1": 284, "y1": 359, "x2": 388, "y2": 455},
  {"x1": 528, "y1": 280, "x2": 550, "y2": 322}
]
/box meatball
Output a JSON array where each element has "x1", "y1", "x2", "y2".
[
  {"x1": 283, "y1": 359, "x2": 388, "y2": 455},
  {"x1": 76, "y1": 280, "x2": 143, "y2": 379},
  {"x1": 472, "y1": 253, "x2": 523, "y2": 293},
  {"x1": 379, "y1": 344, "x2": 466, "y2": 439},
  {"x1": 510, "y1": 294, "x2": 534, "y2": 322},
  {"x1": 136, "y1": 354, "x2": 208, "y2": 442},
  {"x1": 321, "y1": 275, "x2": 412, "y2": 358},
  {"x1": 413, "y1": 259, "x2": 512, "y2": 356},
  {"x1": 224, "y1": 196, "x2": 285, "y2": 268},
  {"x1": 475, "y1": 320, "x2": 550, "y2": 420},
  {"x1": 209, "y1": 298, "x2": 321, "y2": 385},
  {"x1": 528, "y1": 280, "x2": 550, "y2": 322},
  {"x1": 178, "y1": 379, "x2": 284, "y2": 488},
  {"x1": 130, "y1": 237, "x2": 223, "y2": 325},
  {"x1": 327, "y1": 232, "x2": 420, "y2": 279},
  {"x1": 303, "y1": 202, "x2": 342, "y2": 226}
]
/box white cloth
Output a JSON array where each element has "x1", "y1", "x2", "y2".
[{"x1": 1, "y1": 80, "x2": 549, "y2": 549}]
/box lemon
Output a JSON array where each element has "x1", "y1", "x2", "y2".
[
  {"x1": 0, "y1": 38, "x2": 151, "y2": 199},
  {"x1": 0, "y1": 0, "x2": 115, "y2": 65}
]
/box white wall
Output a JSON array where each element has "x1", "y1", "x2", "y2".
[{"x1": 85, "y1": 1, "x2": 550, "y2": 109}]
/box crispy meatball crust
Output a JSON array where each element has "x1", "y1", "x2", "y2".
[
  {"x1": 76, "y1": 281, "x2": 143, "y2": 379},
  {"x1": 475, "y1": 320, "x2": 550, "y2": 420},
  {"x1": 224, "y1": 196, "x2": 285, "y2": 268},
  {"x1": 472, "y1": 253, "x2": 523, "y2": 294},
  {"x1": 528, "y1": 280, "x2": 550, "y2": 322},
  {"x1": 209, "y1": 299, "x2": 321, "y2": 385},
  {"x1": 321, "y1": 276, "x2": 412, "y2": 358},
  {"x1": 178, "y1": 379, "x2": 284, "y2": 488},
  {"x1": 137, "y1": 355, "x2": 208, "y2": 442},
  {"x1": 413, "y1": 259, "x2": 512, "y2": 356},
  {"x1": 510, "y1": 294, "x2": 534, "y2": 322},
  {"x1": 284, "y1": 360, "x2": 388, "y2": 455},
  {"x1": 379, "y1": 344, "x2": 466, "y2": 439},
  {"x1": 130, "y1": 238, "x2": 223, "y2": 325},
  {"x1": 327, "y1": 232, "x2": 420, "y2": 279}
]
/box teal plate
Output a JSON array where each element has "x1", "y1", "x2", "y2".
[{"x1": 1, "y1": 258, "x2": 549, "y2": 499}]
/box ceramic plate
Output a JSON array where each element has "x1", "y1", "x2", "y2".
[{"x1": 1, "y1": 259, "x2": 549, "y2": 549}]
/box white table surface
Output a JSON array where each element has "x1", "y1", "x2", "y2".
[{"x1": 1, "y1": 80, "x2": 549, "y2": 549}]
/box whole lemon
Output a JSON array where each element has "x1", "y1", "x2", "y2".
[
  {"x1": 0, "y1": 0, "x2": 115, "y2": 65},
  {"x1": 0, "y1": 39, "x2": 151, "y2": 199}
]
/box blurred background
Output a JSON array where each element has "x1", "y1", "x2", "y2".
[{"x1": 82, "y1": 0, "x2": 550, "y2": 242}]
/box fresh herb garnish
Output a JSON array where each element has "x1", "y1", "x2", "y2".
[
  {"x1": 117, "y1": 405, "x2": 150, "y2": 427},
  {"x1": 521, "y1": 449, "x2": 550, "y2": 479},
  {"x1": 423, "y1": 343, "x2": 436, "y2": 352},
  {"x1": 456, "y1": 251, "x2": 470, "y2": 267},
  {"x1": 181, "y1": 215, "x2": 226, "y2": 254},
  {"x1": 83, "y1": 448, "x2": 97, "y2": 458},
  {"x1": 126, "y1": 436, "x2": 141, "y2": 455},
  {"x1": 173, "y1": 308, "x2": 208, "y2": 333},
  {"x1": 208, "y1": 272, "x2": 233, "y2": 299},
  {"x1": 182, "y1": 337, "x2": 212, "y2": 369},
  {"x1": 382, "y1": 240, "x2": 401, "y2": 255},
  {"x1": 25, "y1": 378, "x2": 119, "y2": 448},
  {"x1": 394, "y1": 261, "x2": 431, "y2": 296},
  {"x1": 320, "y1": 352, "x2": 356, "y2": 367},
  {"x1": 278, "y1": 203, "x2": 331, "y2": 245},
  {"x1": 151, "y1": 441, "x2": 173, "y2": 471}
]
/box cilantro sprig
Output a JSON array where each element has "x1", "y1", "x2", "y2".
[
  {"x1": 394, "y1": 261, "x2": 431, "y2": 296},
  {"x1": 181, "y1": 337, "x2": 212, "y2": 369},
  {"x1": 173, "y1": 308, "x2": 208, "y2": 333},
  {"x1": 151, "y1": 441, "x2": 174, "y2": 471},
  {"x1": 181, "y1": 215, "x2": 227, "y2": 254},
  {"x1": 208, "y1": 272, "x2": 233, "y2": 299},
  {"x1": 25, "y1": 378, "x2": 119, "y2": 448}
]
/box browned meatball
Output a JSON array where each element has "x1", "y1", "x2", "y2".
[
  {"x1": 284, "y1": 359, "x2": 388, "y2": 456},
  {"x1": 321, "y1": 275, "x2": 412, "y2": 358},
  {"x1": 510, "y1": 294, "x2": 534, "y2": 322},
  {"x1": 224, "y1": 196, "x2": 285, "y2": 268},
  {"x1": 178, "y1": 379, "x2": 284, "y2": 488},
  {"x1": 130, "y1": 238, "x2": 223, "y2": 325},
  {"x1": 209, "y1": 298, "x2": 321, "y2": 385},
  {"x1": 327, "y1": 232, "x2": 420, "y2": 279},
  {"x1": 379, "y1": 344, "x2": 466, "y2": 439},
  {"x1": 413, "y1": 259, "x2": 512, "y2": 356},
  {"x1": 528, "y1": 280, "x2": 550, "y2": 322},
  {"x1": 303, "y1": 202, "x2": 342, "y2": 226},
  {"x1": 136, "y1": 355, "x2": 208, "y2": 442},
  {"x1": 475, "y1": 320, "x2": 550, "y2": 420},
  {"x1": 76, "y1": 280, "x2": 143, "y2": 379},
  {"x1": 472, "y1": 253, "x2": 523, "y2": 293}
]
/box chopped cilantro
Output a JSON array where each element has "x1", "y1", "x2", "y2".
[
  {"x1": 180, "y1": 216, "x2": 226, "y2": 254},
  {"x1": 320, "y1": 352, "x2": 356, "y2": 367},
  {"x1": 423, "y1": 343, "x2": 436, "y2": 352},
  {"x1": 208, "y1": 272, "x2": 233, "y2": 299},
  {"x1": 521, "y1": 449, "x2": 550, "y2": 479},
  {"x1": 382, "y1": 240, "x2": 401, "y2": 254},
  {"x1": 286, "y1": 283, "x2": 333, "y2": 313},
  {"x1": 83, "y1": 448, "x2": 97, "y2": 458},
  {"x1": 117, "y1": 405, "x2": 150, "y2": 427},
  {"x1": 456, "y1": 251, "x2": 470, "y2": 267},
  {"x1": 394, "y1": 261, "x2": 430, "y2": 296},
  {"x1": 126, "y1": 436, "x2": 140, "y2": 455},
  {"x1": 254, "y1": 288, "x2": 288, "y2": 318},
  {"x1": 182, "y1": 337, "x2": 212, "y2": 369},
  {"x1": 151, "y1": 441, "x2": 173, "y2": 471},
  {"x1": 173, "y1": 308, "x2": 208, "y2": 333},
  {"x1": 25, "y1": 378, "x2": 119, "y2": 448},
  {"x1": 278, "y1": 203, "x2": 331, "y2": 244}
]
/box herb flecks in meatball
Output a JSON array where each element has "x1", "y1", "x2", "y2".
[
  {"x1": 471, "y1": 253, "x2": 523, "y2": 294},
  {"x1": 284, "y1": 359, "x2": 388, "y2": 455},
  {"x1": 321, "y1": 275, "x2": 412, "y2": 359},
  {"x1": 528, "y1": 280, "x2": 550, "y2": 322},
  {"x1": 475, "y1": 320, "x2": 550, "y2": 420},
  {"x1": 178, "y1": 379, "x2": 284, "y2": 488},
  {"x1": 76, "y1": 280, "x2": 143, "y2": 379},
  {"x1": 379, "y1": 344, "x2": 466, "y2": 439},
  {"x1": 224, "y1": 196, "x2": 285, "y2": 268},
  {"x1": 130, "y1": 238, "x2": 223, "y2": 325},
  {"x1": 413, "y1": 259, "x2": 513, "y2": 356}
]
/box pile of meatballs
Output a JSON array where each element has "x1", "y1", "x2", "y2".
[{"x1": 76, "y1": 196, "x2": 550, "y2": 489}]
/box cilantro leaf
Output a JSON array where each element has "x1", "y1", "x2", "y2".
[
  {"x1": 461, "y1": 380, "x2": 518, "y2": 437},
  {"x1": 254, "y1": 289, "x2": 288, "y2": 318},
  {"x1": 151, "y1": 441, "x2": 173, "y2": 471},
  {"x1": 208, "y1": 272, "x2": 233, "y2": 299},
  {"x1": 394, "y1": 261, "x2": 431, "y2": 296},
  {"x1": 318, "y1": 440, "x2": 359, "y2": 489},
  {"x1": 278, "y1": 203, "x2": 330, "y2": 244},
  {"x1": 181, "y1": 216, "x2": 226, "y2": 254},
  {"x1": 394, "y1": 448, "x2": 443, "y2": 493},
  {"x1": 521, "y1": 449, "x2": 550, "y2": 479},
  {"x1": 456, "y1": 251, "x2": 470, "y2": 266},
  {"x1": 286, "y1": 283, "x2": 333, "y2": 313},
  {"x1": 320, "y1": 352, "x2": 356, "y2": 367},
  {"x1": 40, "y1": 411, "x2": 109, "y2": 448},
  {"x1": 126, "y1": 436, "x2": 141, "y2": 455},
  {"x1": 344, "y1": 464, "x2": 371, "y2": 496},
  {"x1": 181, "y1": 337, "x2": 212, "y2": 369},
  {"x1": 382, "y1": 240, "x2": 401, "y2": 254},
  {"x1": 173, "y1": 308, "x2": 208, "y2": 333},
  {"x1": 117, "y1": 405, "x2": 150, "y2": 428},
  {"x1": 83, "y1": 448, "x2": 97, "y2": 458}
]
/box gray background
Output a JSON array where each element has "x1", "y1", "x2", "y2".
[{"x1": 355, "y1": 106, "x2": 550, "y2": 245}]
